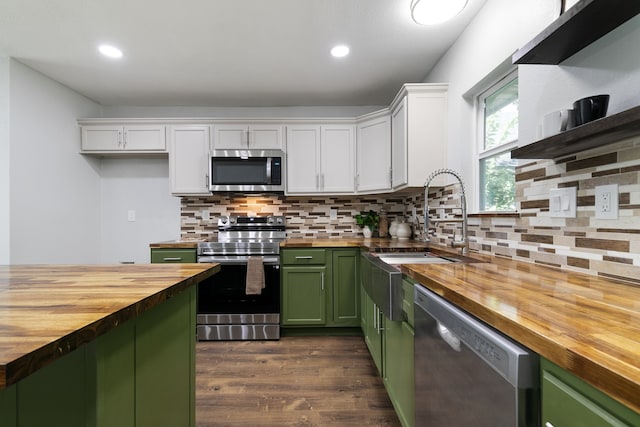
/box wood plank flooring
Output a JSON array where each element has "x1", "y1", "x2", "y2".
[{"x1": 196, "y1": 336, "x2": 401, "y2": 426}]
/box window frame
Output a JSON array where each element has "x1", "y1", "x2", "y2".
[{"x1": 474, "y1": 68, "x2": 519, "y2": 213}]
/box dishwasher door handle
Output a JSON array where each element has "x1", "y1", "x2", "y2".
[{"x1": 437, "y1": 323, "x2": 462, "y2": 352}]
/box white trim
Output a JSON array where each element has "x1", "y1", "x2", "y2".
[{"x1": 478, "y1": 139, "x2": 519, "y2": 160}]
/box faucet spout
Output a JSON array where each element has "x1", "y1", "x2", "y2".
[{"x1": 424, "y1": 169, "x2": 468, "y2": 255}]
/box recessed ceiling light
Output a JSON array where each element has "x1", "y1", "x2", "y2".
[
  {"x1": 411, "y1": 0, "x2": 468, "y2": 25},
  {"x1": 331, "y1": 45, "x2": 350, "y2": 58},
  {"x1": 98, "y1": 44, "x2": 123, "y2": 59}
]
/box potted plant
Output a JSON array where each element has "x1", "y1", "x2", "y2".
[{"x1": 355, "y1": 210, "x2": 379, "y2": 238}]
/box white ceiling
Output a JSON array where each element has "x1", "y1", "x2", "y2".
[{"x1": 0, "y1": 0, "x2": 486, "y2": 107}]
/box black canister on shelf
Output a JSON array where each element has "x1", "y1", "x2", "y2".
[{"x1": 573, "y1": 94, "x2": 609, "y2": 126}]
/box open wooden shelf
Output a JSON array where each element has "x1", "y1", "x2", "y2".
[
  {"x1": 511, "y1": 105, "x2": 640, "y2": 159},
  {"x1": 512, "y1": 0, "x2": 640, "y2": 65}
]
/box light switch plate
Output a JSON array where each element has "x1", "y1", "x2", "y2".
[
  {"x1": 595, "y1": 184, "x2": 618, "y2": 219},
  {"x1": 549, "y1": 187, "x2": 576, "y2": 218},
  {"x1": 329, "y1": 209, "x2": 338, "y2": 220}
]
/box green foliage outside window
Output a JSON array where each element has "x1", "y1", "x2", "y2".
[
  {"x1": 480, "y1": 76, "x2": 518, "y2": 211},
  {"x1": 480, "y1": 153, "x2": 516, "y2": 211}
]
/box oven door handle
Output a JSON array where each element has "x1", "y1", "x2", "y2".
[{"x1": 198, "y1": 256, "x2": 280, "y2": 266}]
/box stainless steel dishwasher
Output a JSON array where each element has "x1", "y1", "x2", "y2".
[{"x1": 414, "y1": 286, "x2": 539, "y2": 426}]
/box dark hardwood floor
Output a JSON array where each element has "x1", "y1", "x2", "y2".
[{"x1": 196, "y1": 336, "x2": 401, "y2": 426}]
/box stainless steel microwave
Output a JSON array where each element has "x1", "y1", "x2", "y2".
[{"x1": 209, "y1": 149, "x2": 285, "y2": 193}]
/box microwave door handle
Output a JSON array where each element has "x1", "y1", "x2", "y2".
[{"x1": 266, "y1": 157, "x2": 272, "y2": 184}]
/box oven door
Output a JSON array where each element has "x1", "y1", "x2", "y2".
[
  {"x1": 197, "y1": 256, "x2": 280, "y2": 314},
  {"x1": 196, "y1": 256, "x2": 280, "y2": 340}
]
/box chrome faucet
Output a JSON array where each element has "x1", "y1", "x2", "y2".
[{"x1": 424, "y1": 168, "x2": 468, "y2": 255}]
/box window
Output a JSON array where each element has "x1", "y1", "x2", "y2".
[{"x1": 477, "y1": 71, "x2": 518, "y2": 212}]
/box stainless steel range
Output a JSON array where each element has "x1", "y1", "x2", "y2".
[{"x1": 197, "y1": 215, "x2": 285, "y2": 340}]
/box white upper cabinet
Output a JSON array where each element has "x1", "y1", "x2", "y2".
[
  {"x1": 286, "y1": 124, "x2": 355, "y2": 194},
  {"x1": 168, "y1": 125, "x2": 211, "y2": 196},
  {"x1": 212, "y1": 124, "x2": 283, "y2": 150},
  {"x1": 320, "y1": 125, "x2": 355, "y2": 193},
  {"x1": 356, "y1": 114, "x2": 391, "y2": 193},
  {"x1": 391, "y1": 98, "x2": 408, "y2": 189},
  {"x1": 391, "y1": 84, "x2": 448, "y2": 188},
  {"x1": 286, "y1": 126, "x2": 321, "y2": 193},
  {"x1": 81, "y1": 124, "x2": 166, "y2": 152}
]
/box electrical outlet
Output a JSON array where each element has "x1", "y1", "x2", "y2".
[
  {"x1": 202, "y1": 210, "x2": 210, "y2": 221},
  {"x1": 329, "y1": 209, "x2": 338, "y2": 220},
  {"x1": 127, "y1": 210, "x2": 136, "y2": 222},
  {"x1": 601, "y1": 192, "x2": 610, "y2": 212},
  {"x1": 595, "y1": 184, "x2": 618, "y2": 219}
]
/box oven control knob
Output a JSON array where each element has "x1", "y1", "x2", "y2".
[
  {"x1": 219, "y1": 216, "x2": 228, "y2": 225},
  {"x1": 267, "y1": 217, "x2": 274, "y2": 224},
  {"x1": 229, "y1": 216, "x2": 237, "y2": 224},
  {"x1": 276, "y1": 217, "x2": 284, "y2": 224}
]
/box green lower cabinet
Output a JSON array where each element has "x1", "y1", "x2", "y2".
[
  {"x1": 135, "y1": 287, "x2": 196, "y2": 427},
  {"x1": 280, "y1": 248, "x2": 359, "y2": 328},
  {"x1": 281, "y1": 266, "x2": 326, "y2": 325},
  {"x1": 150, "y1": 248, "x2": 197, "y2": 263},
  {"x1": 330, "y1": 249, "x2": 360, "y2": 327},
  {"x1": 382, "y1": 278, "x2": 415, "y2": 427},
  {"x1": 0, "y1": 286, "x2": 196, "y2": 427},
  {"x1": 383, "y1": 319, "x2": 415, "y2": 427},
  {"x1": 93, "y1": 319, "x2": 136, "y2": 426},
  {"x1": 362, "y1": 288, "x2": 383, "y2": 374},
  {"x1": 541, "y1": 358, "x2": 640, "y2": 427},
  {"x1": 16, "y1": 342, "x2": 92, "y2": 427}
]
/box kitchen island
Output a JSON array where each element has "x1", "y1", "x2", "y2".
[{"x1": 0, "y1": 263, "x2": 219, "y2": 427}]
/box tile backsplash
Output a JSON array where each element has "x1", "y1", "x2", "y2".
[
  {"x1": 181, "y1": 192, "x2": 424, "y2": 240},
  {"x1": 466, "y1": 136, "x2": 640, "y2": 285},
  {"x1": 181, "y1": 136, "x2": 640, "y2": 283}
]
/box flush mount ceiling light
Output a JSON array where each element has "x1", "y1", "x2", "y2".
[
  {"x1": 330, "y1": 45, "x2": 350, "y2": 58},
  {"x1": 410, "y1": 0, "x2": 468, "y2": 25},
  {"x1": 98, "y1": 44, "x2": 123, "y2": 58}
]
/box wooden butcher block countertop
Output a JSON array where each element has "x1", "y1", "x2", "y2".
[
  {"x1": 401, "y1": 258, "x2": 640, "y2": 413},
  {"x1": 0, "y1": 263, "x2": 219, "y2": 389},
  {"x1": 152, "y1": 237, "x2": 431, "y2": 250}
]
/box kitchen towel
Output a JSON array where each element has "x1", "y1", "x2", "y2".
[{"x1": 245, "y1": 256, "x2": 265, "y2": 295}]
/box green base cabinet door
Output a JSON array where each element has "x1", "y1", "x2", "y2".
[
  {"x1": 383, "y1": 278, "x2": 415, "y2": 427},
  {"x1": 281, "y1": 266, "x2": 326, "y2": 325},
  {"x1": 383, "y1": 319, "x2": 414, "y2": 427},
  {"x1": 362, "y1": 289, "x2": 383, "y2": 374},
  {"x1": 541, "y1": 358, "x2": 640, "y2": 427},
  {"x1": 330, "y1": 249, "x2": 360, "y2": 327}
]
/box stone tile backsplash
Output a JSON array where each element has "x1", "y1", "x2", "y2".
[
  {"x1": 466, "y1": 137, "x2": 640, "y2": 285},
  {"x1": 181, "y1": 136, "x2": 640, "y2": 283},
  {"x1": 180, "y1": 192, "x2": 424, "y2": 240}
]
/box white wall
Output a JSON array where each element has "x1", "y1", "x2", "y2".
[
  {"x1": 8, "y1": 59, "x2": 103, "y2": 264},
  {"x1": 519, "y1": 14, "x2": 640, "y2": 146},
  {"x1": 100, "y1": 158, "x2": 180, "y2": 264},
  {"x1": 423, "y1": 0, "x2": 562, "y2": 209},
  {"x1": 0, "y1": 57, "x2": 9, "y2": 263}
]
